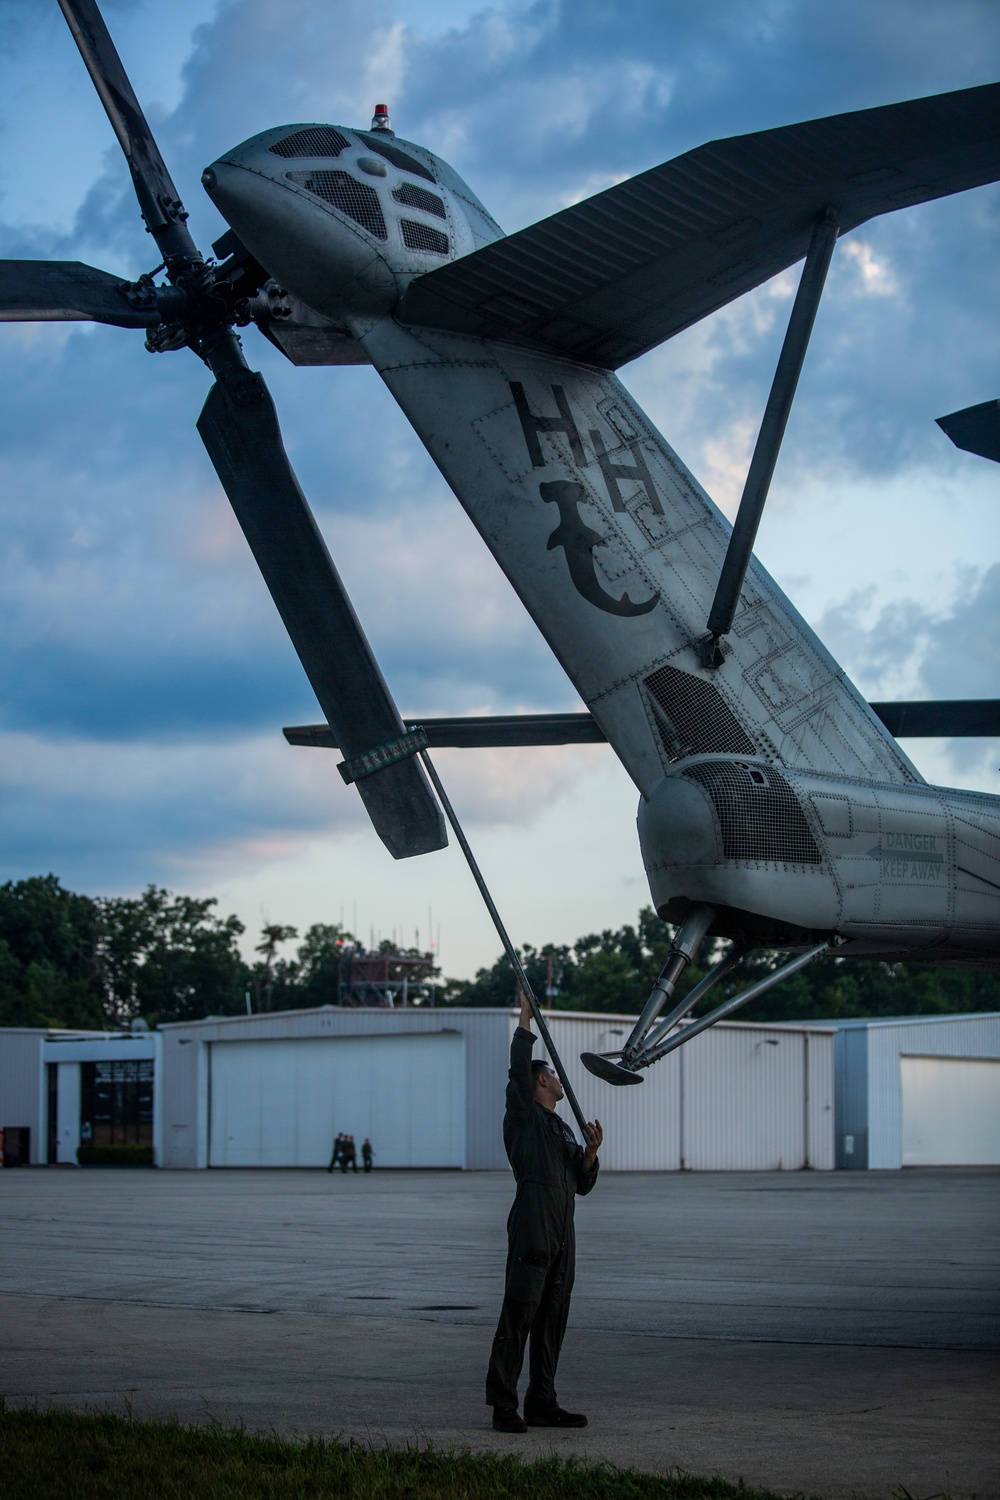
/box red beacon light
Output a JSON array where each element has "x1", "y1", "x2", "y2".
[{"x1": 371, "y1": 103, "x2": 393, "y2": 133}]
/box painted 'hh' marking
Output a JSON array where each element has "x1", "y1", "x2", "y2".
[{"x1": 510, "y1": 382, "x2": 660, "y2": 616}]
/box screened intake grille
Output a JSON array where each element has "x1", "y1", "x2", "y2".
[
  {"x1": 287, "y1": 171, "x2": 387, "y2": 238},
  {"x1": 682, "y1": 761, "x2": 822, "y2": 865},
  {"x1": 400, "y1": 219, "x2": 450, "y2": 254},
  {"x1": 393, "y1": 182, "x2": 447, "y2": 218},
  {"x1": 356, "y1": 134, "x2": 436, "y2": 182},
  {"x1": 269, "y1": 127, "x2": 350, "y2": 158},
  {"x1": 644, "y1": 663, "x2": 757, "y2": 761}
]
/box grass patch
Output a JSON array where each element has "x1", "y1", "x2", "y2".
[{"x1": 0, "y1": 1406, "x2": 803, "y2": 1500}]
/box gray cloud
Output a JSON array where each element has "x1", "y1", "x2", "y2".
[
  {"x1": 817, "y1": 564, "x2": 999, "y2": 701},
  {"x1": 922, "y1": 565, "x2": 1000, "y2": 700},
  {"x1": 0, "y1": 727, "x2": 366, "y2": 891},
  {"x1": 815, "y1": 565, "x2": 1000, "y2": 782}
]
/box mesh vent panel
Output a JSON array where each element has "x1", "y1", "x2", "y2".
[
  {"x1": 393, "y1": 183, "x2": 447, "y2": 218},
  {"x1": 644, "y1": 663, "x2": 757, "y2": 761},
  {"x1": 269, "y1": 127, "x2": 350, "y2": 158},
  {"x1": 287, "y1": 171, "x2": 387, "y2": 239},
  {"x1": 682, "y1": 761, "x2": 822, "y2": 865},
  {"x1": 400, "y1": 219, "x2": 450, "y2": 254},
  {"x1": 356, "y1": 134, "x2": 436, "y2": 182}
]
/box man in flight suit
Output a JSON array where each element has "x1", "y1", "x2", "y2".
[{"x1": 486, "y1": 991, "x2": 603, "y2": 1432}]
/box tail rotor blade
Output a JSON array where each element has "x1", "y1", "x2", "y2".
[
  {"x1": 0, "y1": 260, "x2": 159, "y2": 328},
  {"x1": 197, "y1": 375, "x2": 447, "y2": 860},
  {"x1": 51, "y1": 3, "x2": 442, "y2": 858},
  {"x1": 937, "y1": 400, "x2": 1000, "y2": 465},
  {"x1": 57, "y1": 0, "x2": 201, "y2": 269},
  {"x1": 56, "y1": 1, "x2": 445, "y2": 859}
]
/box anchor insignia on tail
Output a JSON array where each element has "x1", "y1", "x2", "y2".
[{"x1": 540, "y1": 481, "x2": 659, "y2": 618}]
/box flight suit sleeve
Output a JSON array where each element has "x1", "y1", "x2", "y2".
[
  {"x1": 505, "y1": 1025, "x2": 536, "y2": 1126},
  {"x1": 575, "y1": 1149, "x2": 599, "y2": 1196}
]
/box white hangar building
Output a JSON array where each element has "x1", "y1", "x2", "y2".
[
  {"x1": 4, "y1": 1009, "x2": 997, "y2": 1172},
  {"x1": 158, "y1": 1006, "x2": 835, "y2": 1172},
  {"x1": 826, "y1": 1012, "x2": 1000, "y2": 1169},
  {"x1": 0, "y1": 1025, "x2": 161, "y2": 1167}
]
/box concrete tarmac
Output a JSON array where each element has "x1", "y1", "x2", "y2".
[{"x1": 2, "y1": 1168, "x2": 998, "y2": 1498}]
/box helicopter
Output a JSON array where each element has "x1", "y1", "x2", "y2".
[{"x1": 1, "y1": 0, "x2": 998, "y2": 1087}]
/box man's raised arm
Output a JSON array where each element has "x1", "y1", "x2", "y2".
[{"x1": 506, "y1": 991, "x2": 537, "y2": 1124}]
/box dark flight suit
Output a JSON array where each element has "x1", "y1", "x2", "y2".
[{"x1": 485, "y1": 1026, "x2": 599, "y2": 1412}]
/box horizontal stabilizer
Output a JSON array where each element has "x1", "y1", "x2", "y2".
[
  {"x1": 0, "y1": 260, "x2": 157, "y2": 327},
  {"x1": 937, "y1": 399, "x2": 1000, "y2": 464},
  {"x1": 870, "y1": 699, "x2": 1000, "y2": 738},
  {"x1": 286, "y1": 713, "x2": 608, "y2": 749},
  {"x1": 399, "y1": 82, "x2": 1000, "y2": 369},
  {"x1": 286, "y1": 699, "x2": 1000, "y2": 749}
]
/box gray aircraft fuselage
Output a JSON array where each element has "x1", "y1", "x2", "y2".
[{"x1": 202, "y1": 122, "x2": 1000, "y2": 970}]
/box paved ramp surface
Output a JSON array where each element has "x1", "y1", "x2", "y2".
[{"x1": 2, "y1": 1169, "x2": 998, "y2": 1498}]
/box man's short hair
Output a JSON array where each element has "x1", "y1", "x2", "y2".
[{"x1": 531, "y1": 1059, "x2": 552, "y2": 1081}]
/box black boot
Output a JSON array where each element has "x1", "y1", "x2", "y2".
[
  {"x1": 492, "y1": 1406, "x2": 527, "y2": 1433},
  {"x1": 524, "y1": 1404, "x2": 587, "y2": 1428}
]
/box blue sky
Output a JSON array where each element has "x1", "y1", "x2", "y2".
[{"x1": 0, "y1": 0, "x2": 997, "y2": 978}]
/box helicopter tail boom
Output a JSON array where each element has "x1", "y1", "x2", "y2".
[{"x1": 357, "y1": 316, "x2": 917, "y2": 802}]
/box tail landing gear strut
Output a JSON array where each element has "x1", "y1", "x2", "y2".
[{"x1": 581, "y1": 904, "x2": 831, "y2": 1086}]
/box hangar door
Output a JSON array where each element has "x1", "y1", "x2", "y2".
[
  {"x1": 209, "y1": 1033, "x2": 465, "y2": 1168},
  {"x1": 901, "y1": 1055, "x2": 1000, "y2": 1166}
]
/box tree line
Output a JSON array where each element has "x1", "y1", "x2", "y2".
[
  {"x1": 1, "y1": 874, "x2": 997, "y2": 1031},
  {"x1": 0, "y1": 875, "x2": 355, "y2": 1030},
  {"x1": 443, "y1": 905, "x2": 1000, "y2": 1022}
]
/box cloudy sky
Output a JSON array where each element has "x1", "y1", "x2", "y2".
[{"x1": 0, "y1": 0, "x2": 997, "y2": 980}]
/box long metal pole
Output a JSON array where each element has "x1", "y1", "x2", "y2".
[
  {"x1": 419, "y1": 750, "x2": 590, "y2": 1138},
  {"x1": 704, "y1": 209, "x2": 839, "y2": 655}
]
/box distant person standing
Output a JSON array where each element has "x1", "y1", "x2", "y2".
[
  {"x1": 361, "y1": 1138, "x2": 374, "y2": 1172},
  {"x1": 327, "y1": 1132, "x2": 344, "y2": 1173},
  {"x1": 341, "y1": 1135, "x2": 358, "y2": 1173},
  {"x1": 485, "y1": 990, "x2": 602, "y2": 1432}
]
